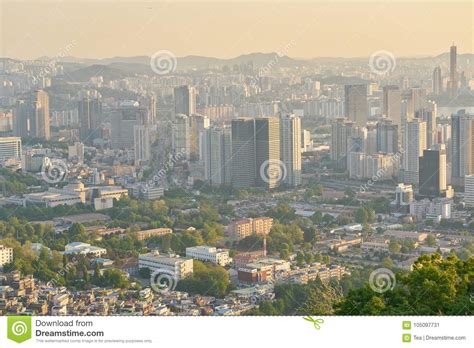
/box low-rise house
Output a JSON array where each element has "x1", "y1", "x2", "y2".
[
  {"x1": 384, "y1": 230, "x2": 428, "y2": 242},
  {"x1": 361, "y1": 240, "x2": 390, "y2": 252},
  {"x1": 135, "y1": 228, "x2": 172, "y2": 241}
]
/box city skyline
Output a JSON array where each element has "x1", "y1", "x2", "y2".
[
  {"x1": 1, "y1": 0, "x2": 474, "y2": 334},
  {"x1": 1, "y1": 1, "x2": 473, "y2": 60}
]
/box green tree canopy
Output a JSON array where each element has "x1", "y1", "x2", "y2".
[{"x1": 336, "y1": 254, "x2": 474, "y2": 315}]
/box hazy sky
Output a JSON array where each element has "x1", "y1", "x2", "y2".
[{"x1": 1, "y1": 0, "x2": 473, "y2": 60}]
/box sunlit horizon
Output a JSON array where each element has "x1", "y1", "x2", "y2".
[{"x1": 1, "y1": 1, "x2": 472, "y2": 60}]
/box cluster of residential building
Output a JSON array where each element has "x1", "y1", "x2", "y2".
[
  {"x1": 226, "y1": 217, "x2": 273, "y2": 240},
  {"x1": 0, "y1": 271, "x2": 258, "y2": 316},
  {"x1": 0, "y1": 37, "x2": 473, "y2": 320},
  {"x1": 0, "y1": 244, "x2": 13, "y2": 267}
]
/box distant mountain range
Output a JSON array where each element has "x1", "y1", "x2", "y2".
[
  {"x1": 2, "y1": 51, "x2": 472, "y2": 83},
  {"x1": 54, "y1": 52, "x2": 308, "y2": 70},
  {"x1": 62, "y1": 64, "x2": 128, "y2": 82},
  {"x1": 45, "y1": 52, "x2": 312, "y2": 81},
  {"x1": 51, "y1": 51, "x2": 473, "y2": 66}
]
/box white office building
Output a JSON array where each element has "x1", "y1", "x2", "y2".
[
  {"x1": 63, "y1": 242, "x2": 107, "y2": 257},
  {"x1": 189, "y1": 114, "x2": 209, "y2": 160},
  {"x1": 402, "y1": 119, "x2": 427, "y2": 184},
  {"x1": 409, "y1": 198, "x2": 451, "y2": 220},
  {"x1": 185, "y1": 246, "x2": 231, "y2": 266},
  {"x1": 24, "y1": 191, "x2": 83, "y2": 207},
  {"x1": 395, "y1": 183, "x2": 414, "y2": 207},
  {"x1": 301, "y1": 129, "x2": 312, "y2": 152},
  {"x1": 0, "y1": 245, "x2": 13, "y2": 267},
  {"x1": 68, "y1": 142, "x2": 84, "y2": 163},
  {"x1": 0, "y1": 137, "x2": 21, "y2": 162},
  {"x1": 139, "y1": 251, "x2": 193, "y2": 280},
  {"x1": 280, "y1": 114, "x2": 302, "y2": 186},
  {"x1": 134, "y1": 125, "x2": 151, "y2": 165},
  {"x1": 465, "y1": 175, "x2": 474, "y2": 207},
  {"x1": 202, "y1": 127, "x2": 232, "y2": 187}
]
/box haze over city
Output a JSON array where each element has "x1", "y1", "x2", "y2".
[
  {"x1": 1, "y1": 0, "x2": 473, "y2": 60},
  {"x1": 0, "y1": 2, "x2": 474, "y2": 343}
]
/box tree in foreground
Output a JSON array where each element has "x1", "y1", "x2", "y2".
[{"x1": 336, "y1": 254, "x2": 474, "y2": 315}]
